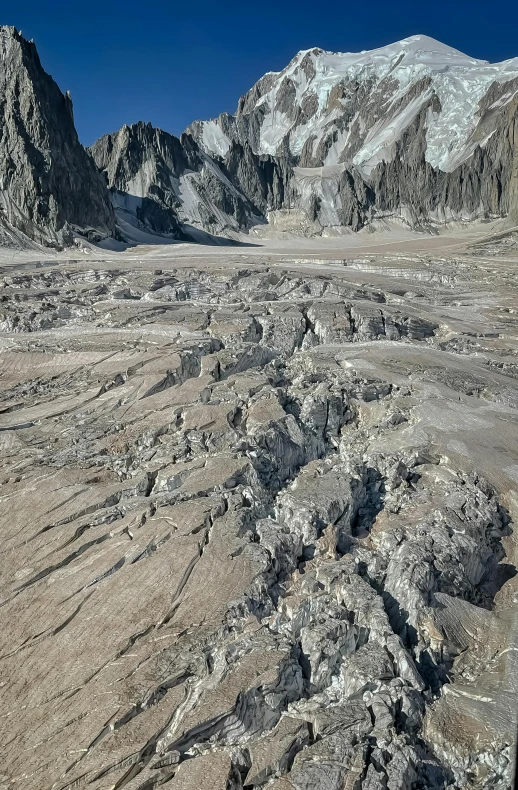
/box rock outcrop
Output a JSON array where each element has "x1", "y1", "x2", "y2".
[
  {"x1": 0, "y1": 26, "x2": 115, "y2": 247},
  {"x1": 507, "y1": 96, "x2": 518, "y2": 226}
]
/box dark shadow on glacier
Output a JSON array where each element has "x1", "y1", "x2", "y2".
[{"x1": 104, "y1": 195, "x2": 262, "y2": 249}]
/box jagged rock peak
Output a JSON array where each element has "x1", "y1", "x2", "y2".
[
  {"x1": 0, "y1": 25, "x2": 115, "y2": 248},
  {"x1": 89, "y1": 120, "x2": 280, "y2": 242}
]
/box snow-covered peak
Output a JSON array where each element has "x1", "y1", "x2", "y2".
[
  {"x1": 254, "y1": 36, "x2": 518, "y2": 171},
  {"x1": 285, "y1": 35, "x2": 486, "y2": 74},
  {"x1": 360, "y1": 34, "x2": 486, "y2": 66},
  {"x1": 193, "y1": 35, "x2": 518, "y2": 175}
]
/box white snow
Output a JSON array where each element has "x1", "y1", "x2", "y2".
[
  {"x1": 201, "y1": 120, "x2": 231, "y2": 158},
  {"x1": 125, "y1": 159, "x2": 156, "y2": 199},
  {"x1": 176, "y1": 172, "x2": 202, "y2": 223},
  {"x1": 354, "y1": 89, "x2": 434, "y2": 174},
  {"x1": 259, "y1": 106, "x2": 294, "y2": 154},
  {"x1": 114, "y1": 215, "x2": 182, "y2": 246}
]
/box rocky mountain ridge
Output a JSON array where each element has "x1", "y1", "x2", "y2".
[
  {"x1": 88, "y1": 34, "x2": 518, "y2": 240},
  {"x1": 0, "y1": 26, "x2": 115, "y2": 247},
  {"x1": 89, "y1": 121, "x2": 292, "y2": 242},
  {"x1": 2, "y1": 27, "x2": 518, "y2": 245},
  {"x1": 194, "y1": 36, "x2": 518, "y2": 171}
]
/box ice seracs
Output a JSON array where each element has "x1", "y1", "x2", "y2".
[{"x1": 2, "y1": 232, "x2": 518, "y2": 788}]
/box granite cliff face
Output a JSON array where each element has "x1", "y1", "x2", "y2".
[
  {"x1": 0, "y1": 26, "x2": 115, "y2": 247},
  {"x1": 507, "y1": 96, "x2": 518, "y2": 225}
]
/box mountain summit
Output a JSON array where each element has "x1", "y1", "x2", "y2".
[{"x1": 181, "y1": 34, "x2": 518, "y2": 234}]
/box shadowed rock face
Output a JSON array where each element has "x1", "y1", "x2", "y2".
[
  {"x1": 222, "y1": 140, "x2": 293, "y2": 215},
  {"x1": 508, "y1": 98, "x2": 518, "y2": 226},
  {"x1": 89, "y1": 122, "x2": 194, "y2": 239},
  {"x1": 0, "y1": 26, "x2": 115, "y2": 247},
  {"x1": 346, "y1": 92, "x2": 518, "y2": 230}
]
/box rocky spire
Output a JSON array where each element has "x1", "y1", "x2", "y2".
[{"x1": 0, "y1": 26, "x2": 115, "y2": 248}]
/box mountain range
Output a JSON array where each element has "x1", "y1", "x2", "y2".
[{"x1": 1, "y1": 26, "x2": 518, "y2": 247}]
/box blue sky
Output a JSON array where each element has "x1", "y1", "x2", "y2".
[{"x1": 3, "y1": 0, "x2": 518, "y2": 146}]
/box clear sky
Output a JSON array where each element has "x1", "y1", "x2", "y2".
[{"x1": 3, "y1": 0, "x2": 518, "y2": 146}]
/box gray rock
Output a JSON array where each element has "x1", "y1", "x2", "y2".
[
  {"x1": 0, "y1": 26, "x2": 115, "y2": 247},
  {"x1": 89, "y1": 121, "x2": 294, "y2": 241},
  {"x1": 89, "y1": 121, "x2": 264, "y2": 240},
  {"x1": 189, "y1": 36, "x2": 518, "y2": 234}
]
